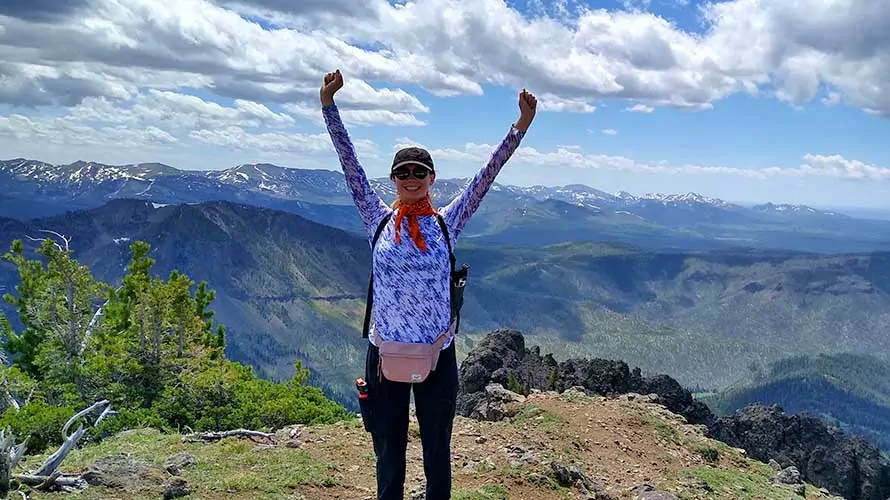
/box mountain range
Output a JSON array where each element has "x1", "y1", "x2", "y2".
[
  {"x1": 4, "y1": 157, "x2": 890, "y2": 254},
  {"x1": 3, "y1": 157, "x2": 890, "y2": 453},
  {"x1": 2, "y1": 199, "x2": 889, "y2": 411}
]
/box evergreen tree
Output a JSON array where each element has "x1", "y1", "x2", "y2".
[{"x1": 0, "y1": 238, "x2": 348, "y2": 454}]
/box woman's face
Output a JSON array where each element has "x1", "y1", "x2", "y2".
[{"x1": 391, "y1": 163, "x2": 435, "y2": 203}]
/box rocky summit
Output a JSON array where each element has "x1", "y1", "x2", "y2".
[
  {"x1": 12, "y1": 329, "x2": 888, "y2": 500},
  {"x1": 456, "y1": 329, "x2": 890, "y2": 500},
  {"x1": 16, "y1": 385, "x2": 848, "y2": 500}
]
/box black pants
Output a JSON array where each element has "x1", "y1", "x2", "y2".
[{"x1": 360, "y1": 341, "x2": 459, "y2": 500}]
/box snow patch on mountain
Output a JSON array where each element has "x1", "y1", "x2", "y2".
[
  {"x1": 753, "y1": 203, "x2": 842, "y2": 217},
  {"x1": 0, "y1": 157, "x2": 850, "y2": 220}
]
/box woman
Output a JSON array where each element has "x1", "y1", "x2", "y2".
[{"x1": 320, "y1": 69, "x2": 536, "y2": 500}]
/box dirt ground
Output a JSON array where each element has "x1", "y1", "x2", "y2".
[
  {"x1": 19, "y1": 389, "x2": 839, "y2": 500},
  {"x1": 284, "y1": 390, "x2": 832, "y2": 499}
]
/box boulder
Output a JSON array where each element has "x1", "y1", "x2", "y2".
[{"x1": 709, "y1": 404, "x2": 890, "y2": 500}]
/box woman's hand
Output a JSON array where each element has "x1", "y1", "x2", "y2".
[
  {"x1": 514, "y1": 88, "x2": 537, "y2": 133},
  {"x1": 320, "y1": 69, "x2": 344, "y2": 107}
]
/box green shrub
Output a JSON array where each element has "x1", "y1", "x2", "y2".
[{"x1": 0, "y1": 400, "x2": 75, "y2": 454}]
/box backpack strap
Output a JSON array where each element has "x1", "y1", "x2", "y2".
[
  {"x1": 435, "y1": 214, "x2": 456, "y2": 274},
  {"x1": 361, "y1": 212, "x2": 456, "y2": 339},
  {"x1": 363, "y1": 213, "x2": 392, "y2": 338}
]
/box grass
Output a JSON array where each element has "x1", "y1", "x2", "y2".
[
  {"x1": 21, "y1": 427, "x2": 341, "y2": 499},
  {"x1": 692, "y1": 444, "x2": 720, "y2": 463},
  {"x1": 512, "y1": 404, "x2": 566, "y2": 430},
  {"x1": 674, "y1": 466, "x2": 806, "y2": 500},
  {"x1": 628, "y1": 407, "x2": 684, "y2": 445}
]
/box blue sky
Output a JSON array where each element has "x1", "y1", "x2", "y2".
[{"x1": 0, "y1": 0, "x2": 888, "y2": 210}]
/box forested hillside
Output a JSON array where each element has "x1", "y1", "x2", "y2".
[
  {"x1": 2, "y1": 200, "x2": 890, "y2": 404},
  {"x1": 700, "y1": 353, "x2": 890, "y2": 451}
]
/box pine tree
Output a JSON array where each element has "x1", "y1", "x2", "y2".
[
  {"x1": 0, "y1": 238, "x2": 347, "y2": 454},
  {"x1": 0, "y1": 238, "x2": 108, "y2": 397}
]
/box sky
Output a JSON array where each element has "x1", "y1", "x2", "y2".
[{"x1": 1, "y1": 0, "x2": 889, "y2": 210}]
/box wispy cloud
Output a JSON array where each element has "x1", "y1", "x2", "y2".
[
  {"x1": 625, "y1": 104, "x2": 655, "y2": 113},
  {"x1": 395, "y1": 138, "x2": 890, "y2": 182}
]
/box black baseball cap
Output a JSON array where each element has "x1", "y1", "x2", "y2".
[{"x1": 391, "y1": 147, "x2": 434, "y2": 172}]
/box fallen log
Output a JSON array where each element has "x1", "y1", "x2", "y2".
[
  {"x1": 11, "y1": 473, "x2": 85, "y2": 489},
  {"x1": 181, "y1": 428, "x2": 274, "y2": 443}
]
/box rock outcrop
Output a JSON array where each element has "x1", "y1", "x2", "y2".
[
  {"x1": 710, "y1": 404, "x2": 890, "y2": 500},
  {"x1": 458, "y1": 329, "x2": 890, "y2": 500},
  {"x1": 456, "y1": 329, "x2": 712, "y2": 426}
]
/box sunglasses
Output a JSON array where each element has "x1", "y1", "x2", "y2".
[{"x1": 391, "y1": 165, "x2": 432, "y2": 180}]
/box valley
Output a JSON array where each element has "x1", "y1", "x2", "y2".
[
  {"x1": 2, "y1": 158, "x2": 890, "y2": 455},
  {"x1": 2, "y1": 200, "x2": 888, "y2": 405}
]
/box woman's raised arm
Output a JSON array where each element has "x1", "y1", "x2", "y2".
[
  {"x1": 441, "y1": 89, "x2": 537, "y2": 241},
  {"x1": 321, "y1": 70, "x2": 390, "y2": 240}
]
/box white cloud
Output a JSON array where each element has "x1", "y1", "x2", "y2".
[
  {"x1": 393, "y1": 138, "x2": 890, "y2": 182},
  {"x1": 1, "y1": 0, "x2": 888, "y2": 116},
  {"x1": 625, "y1": 104, "x2": 655, "y2": 113},
  {"x1": 0, "y1": 90, "x2": 375, "y2": 161},
  {"x1": 0, "y1": 0, "x2": 887, "y2": 185},
  {"x1": 703, "y1": 0, "x2": 890, "y2": 116},
  {"x1": 0, "y1": 114, "x2": 179, "y2": 148},
  {"x1": 795, "y1": 154, "x2": 890, "y2": 181},
  {"x1": 68, "y1": 90, "x2": 295, "y2": 129},
  {"x1": 188, "y1": 127, "x2": 375, "y2": 156},
  {"x1": 602, "y1": 129, "x2": 619, "y2": 136},
  {"x1": 538, "y1": 94, "x2": 596, "y2": 113},
  {"x1": 285, "y1": 104, "x2": 426, "y2": 127}
]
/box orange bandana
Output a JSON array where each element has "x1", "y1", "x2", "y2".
[{"x1": 394, "y1": 197, "x2": 438, "y2": 251}]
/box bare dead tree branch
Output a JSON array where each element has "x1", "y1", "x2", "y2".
[
  {"x1": 79, "y1": 285, "x2": 122, "y2": 356},
  {"x1": 1, "y1": 388, "x2": 19, "y2": 412},
  {"x1": 13, "y1": 473, "x2": 84, "y2": 489},
  {"x1": 23, "y1": 230, "x2": 71, "y2": 253},
  {"x1": 35, "y1": 400, "x2": 116, "y2": 478},
  {"x1": 1, "y1": 429, "x2": 11, "y2": 497},
  {"x1": 1, "y1": 428, "x2": 27, "y2": 497},
  {"x1": 182, "y1": 428, "x2": 274, "y2": 443},
  {"x1": 42, "y1": 230, "x2": 70, "y2": 252},
  {"x1": 10, "y1": 437, "x2": 27, "y2": 471},
  {"x1": 1, "y1": 401, "x2": 115, "y2": 495}
]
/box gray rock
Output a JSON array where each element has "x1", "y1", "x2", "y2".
[
  {"x1": 632, "y1": 484, "x2": 678, "y2": 500},
  {"x1": 710, "y1": 404, "x2": 890, "y2": 500},
  {"x1": 505, "y1": 444, "x2": 538, "y2": 467},
  {"x1": 81, "y1": 454, "x2": 167, "y2": 490},
  {"x1": 773, "y1": 466, "x2": 803, "y2": 485},
  {"x1": 408, "y1": 484, "x2": 425, "y2": 500},
  {"x1": 164, "y1": 477, "x2": 190, "y2": 499},
  {"x1": 459, "y1": 383, "x2": 525, "y2": 422},
  {"x1": 550, "y1": 461, "x2": 603, "y2": 495},
  {"x1": 164, "y1": 452, "x2": 197, "y2": 475},
  {"x1": 456, "y1": 329, "x2": 713, "y2": 427},
  {"x1": 461, "y1": 458, "x2": 495, "y2": 473}
]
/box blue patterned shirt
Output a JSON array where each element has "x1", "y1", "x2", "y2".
[{"x1": 322, "y1": 104, "x2": 525, "y2": 348}]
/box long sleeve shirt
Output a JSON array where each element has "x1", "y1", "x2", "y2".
[{"x1": 322, "y1": 103, "x2": 525, "y2": 348}]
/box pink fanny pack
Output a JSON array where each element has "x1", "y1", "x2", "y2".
[{"x1": 374, "y1": 323, "x2": 456, "y2": 383}]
